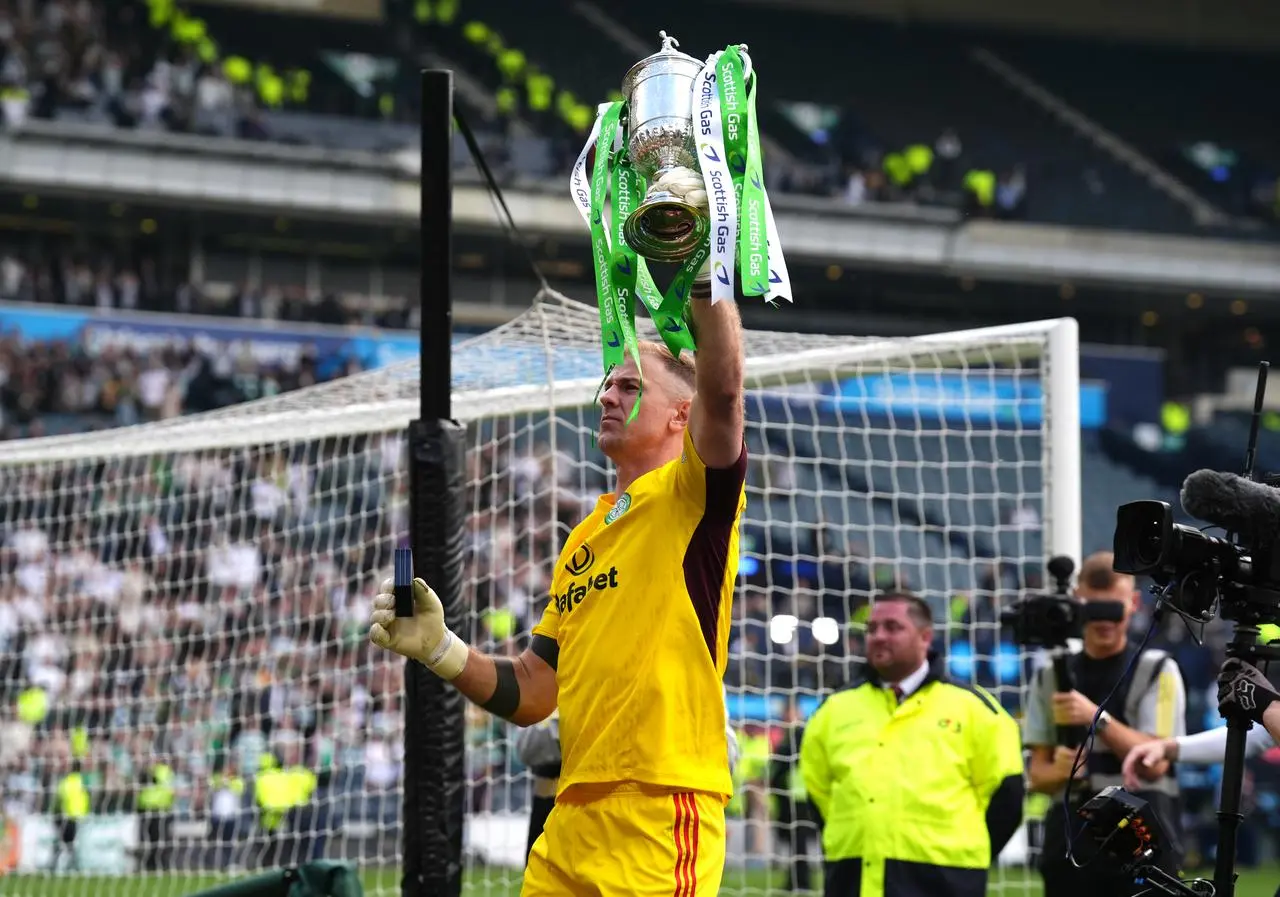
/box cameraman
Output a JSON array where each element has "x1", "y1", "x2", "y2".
[
  {"x1": 1122, "y1": 657, "x2": 1280, "y2": 786},
  {"x1": 1023, "y1": 551, "x2": 1189, "y2": 897}
]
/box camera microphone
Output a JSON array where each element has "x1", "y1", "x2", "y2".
[{"x1": 1180, "y1": 469, "x2": 1280, "y2": 546}]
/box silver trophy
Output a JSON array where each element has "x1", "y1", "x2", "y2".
[{"x1": 620, "y1": 31, "x2": 708, "y2": 263}]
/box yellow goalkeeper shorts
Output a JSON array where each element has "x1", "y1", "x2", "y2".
[{"x1": 521, "y1": 782, "x2": 726, "y2": 897}]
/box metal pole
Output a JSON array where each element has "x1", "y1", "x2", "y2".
[
  {"x1": 420, "y1": 68, "x2": 453, "y2": 421},
  {"x1": 403, "y1": 67, "x2": 466, "y2": 897}
]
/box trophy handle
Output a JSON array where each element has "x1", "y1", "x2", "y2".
[{"x1": 736, "y1": 44, "x2": 754, "y2": 82}]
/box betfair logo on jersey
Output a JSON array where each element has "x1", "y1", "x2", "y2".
[
  {"x1": 554, "y1": 565, "x2": 620, "y2": 614},
  {"x1": 565, "y1": 543, "x2": 595, "y2": 576}
]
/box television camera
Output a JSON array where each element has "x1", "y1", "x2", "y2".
[
  {"x1": 999, "y1": 554, "x2": 1127, "y2": 749},
  {"x1": 1099, "y1": 363, "x2": 1280, "y2": 897}
]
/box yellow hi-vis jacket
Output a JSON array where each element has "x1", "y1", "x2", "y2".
[
  {"x1": 800, "y1": 657, "x2": 1024, "y2": 897},
  {"x1": 57, "y1": 773, "x2": 90, "y2": 819}
]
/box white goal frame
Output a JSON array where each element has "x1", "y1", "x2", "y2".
[{"x1": 0, "y1": 290, "x2": 1081, "y2": 891}]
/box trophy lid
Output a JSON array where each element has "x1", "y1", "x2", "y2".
[{"x1": 621, "y1": 30, "x2": 703, "y2": 97}]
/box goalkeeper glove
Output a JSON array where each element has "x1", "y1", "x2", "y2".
[
  {"x1": 369, "y1": 577, "x2": 470, "y2": 680},
  {"x1": 726, "y1": 721, "x2": 741, "y2": 777}
]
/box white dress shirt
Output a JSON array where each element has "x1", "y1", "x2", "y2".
[{"x1": 887, "y1": 659, "x2": 931, "y2": 701}]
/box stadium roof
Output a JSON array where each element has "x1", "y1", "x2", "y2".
[{"x1": 743, "y1": 0, "x2": 1280, "y2": 49}]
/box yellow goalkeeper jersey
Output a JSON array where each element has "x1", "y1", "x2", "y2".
[{"x1": 533, "y1": 428, "x2": 746, "y2": 799}]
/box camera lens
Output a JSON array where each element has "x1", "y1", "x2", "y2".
[
  {"x1": 1114, "y1": 501, "x2": 1175, "y2": 576},
  {"x1": 1136, "y1": 531, "x2": 1162, "y2": 567}
]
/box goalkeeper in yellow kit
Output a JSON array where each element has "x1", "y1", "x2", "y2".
[{"x1": 370, "y1": 244, "x2": 747, "y2": 895}]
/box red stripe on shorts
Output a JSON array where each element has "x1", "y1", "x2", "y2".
[
  {"x1": 686, "y1": 793, "x2": 700, "y2": 895},
  {"x1": 672, "y1": 793, "x2": 690, "y2": 897},
  {"x1": 673, "y1": 793, "x2": 699, "y2": 897}
]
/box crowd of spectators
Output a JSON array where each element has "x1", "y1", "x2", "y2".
[
  {"x1": 0, "y1": 0, "x2": 264, "y2": 139},
  {"x1": 0, "y1": 0, "x2": 1274, "y2": 242},
  {"x1": 0, "y1": 425, "x2": 416, "y2": 865},
  {"x1": 0, "y1": 234, "x2": 411, "y2": 329},
  {"x1": 0, "y1": 302, "x2": 1278, "y2": 869},
  {"x1": 0, "y1": 0, "x2": 1034, "y2": 219},
  {"x1": 0, "y1": 326, "x2": 362, "y2": 441}
]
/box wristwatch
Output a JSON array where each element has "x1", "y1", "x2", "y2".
[{"x1": 1096, "y1": 709, "x2": 1112, "y2": 734}]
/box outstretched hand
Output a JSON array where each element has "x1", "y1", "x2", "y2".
[
  {"x1": 1122, "y1": 739, "x2": 1175, "y2": 791},
  {"x1": 370, "y1": 577, "x2": 468, "y2": 680},
  {"x1": 1217, "y1": 657, "x2": 1280, "y2": 725}
]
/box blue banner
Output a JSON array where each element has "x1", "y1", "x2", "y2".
[
  {"x1": 830, "y1": 371, "x2": 1108, "y2": 429},
  {"x1": 0, "y1": 303, "x2": 1111, "y2": 430},
  {"x1": 0, "y1": 303, "x2": 442, "y2": 374}
]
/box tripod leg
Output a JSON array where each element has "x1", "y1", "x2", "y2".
[{"x1": 1212, "y1": 717, "x2": 1251, "y2": 897}]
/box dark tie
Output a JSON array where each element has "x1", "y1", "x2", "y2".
[{"x1": 892, "y1": 686, "x2": 905, "y2": 705}]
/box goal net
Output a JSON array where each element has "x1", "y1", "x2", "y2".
[{"x1": 0, "y1": 289, "x2": 1079, "y2": 897}]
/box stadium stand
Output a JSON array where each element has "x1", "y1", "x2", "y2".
[
  {"x1": 595, "y1": 3, "x2": 1185, "y2": 230},
  {"x1": 989, "y1": 33, "x2": 1280, "y2": 227},
  {"x1": 12, "y1": 0, "x2": 1279, "y2": 239}
]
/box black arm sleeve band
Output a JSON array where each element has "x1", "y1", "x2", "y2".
[
  {"x1": 531, "y1": 634, "x2": 559, "y2": 671},
  {"x1": 985, "y1": 773, "x2": 1025, "y2": 861},
  {"x1": 482, "y1": 658, "x2": 521, "y2": 720}
]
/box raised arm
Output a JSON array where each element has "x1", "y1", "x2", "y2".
[
  {"x1": 370, "y1": 577, "x2": 558, "y2": 727},
  {"x1": 686, "y1": 278, "x2": 746, "y2": 468}
]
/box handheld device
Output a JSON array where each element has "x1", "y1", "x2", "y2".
[{"x1": 395, "y1": 546, "x2": 415, "y2": 617}]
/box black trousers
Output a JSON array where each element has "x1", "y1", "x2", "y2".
[
  {"x1": 141, "y1": 811, "x2": 174, "y2": 871},
  {"x1": 49, "y1": 817, "x2": 77, "y2": 871},
  {"x1": 526, "y1": 794, "x2": 555, "y2": 862},
  {"x1": 774, "y1": 806, "x2": 816, "y2": 892},
  {"x1": 823, "y1": 857, "x2": 987, "y2": 897},
  {"x1": 1040, "y1": 792, "x2": 1184, "y2": 897}
]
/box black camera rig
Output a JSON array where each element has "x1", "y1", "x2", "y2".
[
  {"x1": 1077, "y1": 787, "x2": 1214, "y2": 897},
  {"x1": 1097, "y1": 362, "x2": 1280, "y2": 897}
]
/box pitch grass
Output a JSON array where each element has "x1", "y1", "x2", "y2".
[{"x1": 3, "y1": 866, "x2": 1279, "y2": 896}]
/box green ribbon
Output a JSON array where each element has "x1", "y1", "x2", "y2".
[
  {"x1": 717, "y1": 48, "x2": 748, "y2": 216},
  {"x1": 585, "y1": 86, "x2": 786, "y2": 406},
  {"x1": 586, "y1": 101, "x2": 704, "y2": 399},
  {"x1": 609, "y1": 152, "x2": 699, "y2": 358},
  {"x1": 715, "y1": 46, "x2": 769, "y2": 297},
  {"x1": 587, "y1": 102, "x2": 636, "y2": 385},
  {"x1": 607, "y1": 155, "x2": 643, "y2": 423},
  {"x1": 740, "y1": 62, "x2": 769, "y2": 297},
  {"x1": 636, "y1": 248, "x2": 702, "y2": 357}
]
